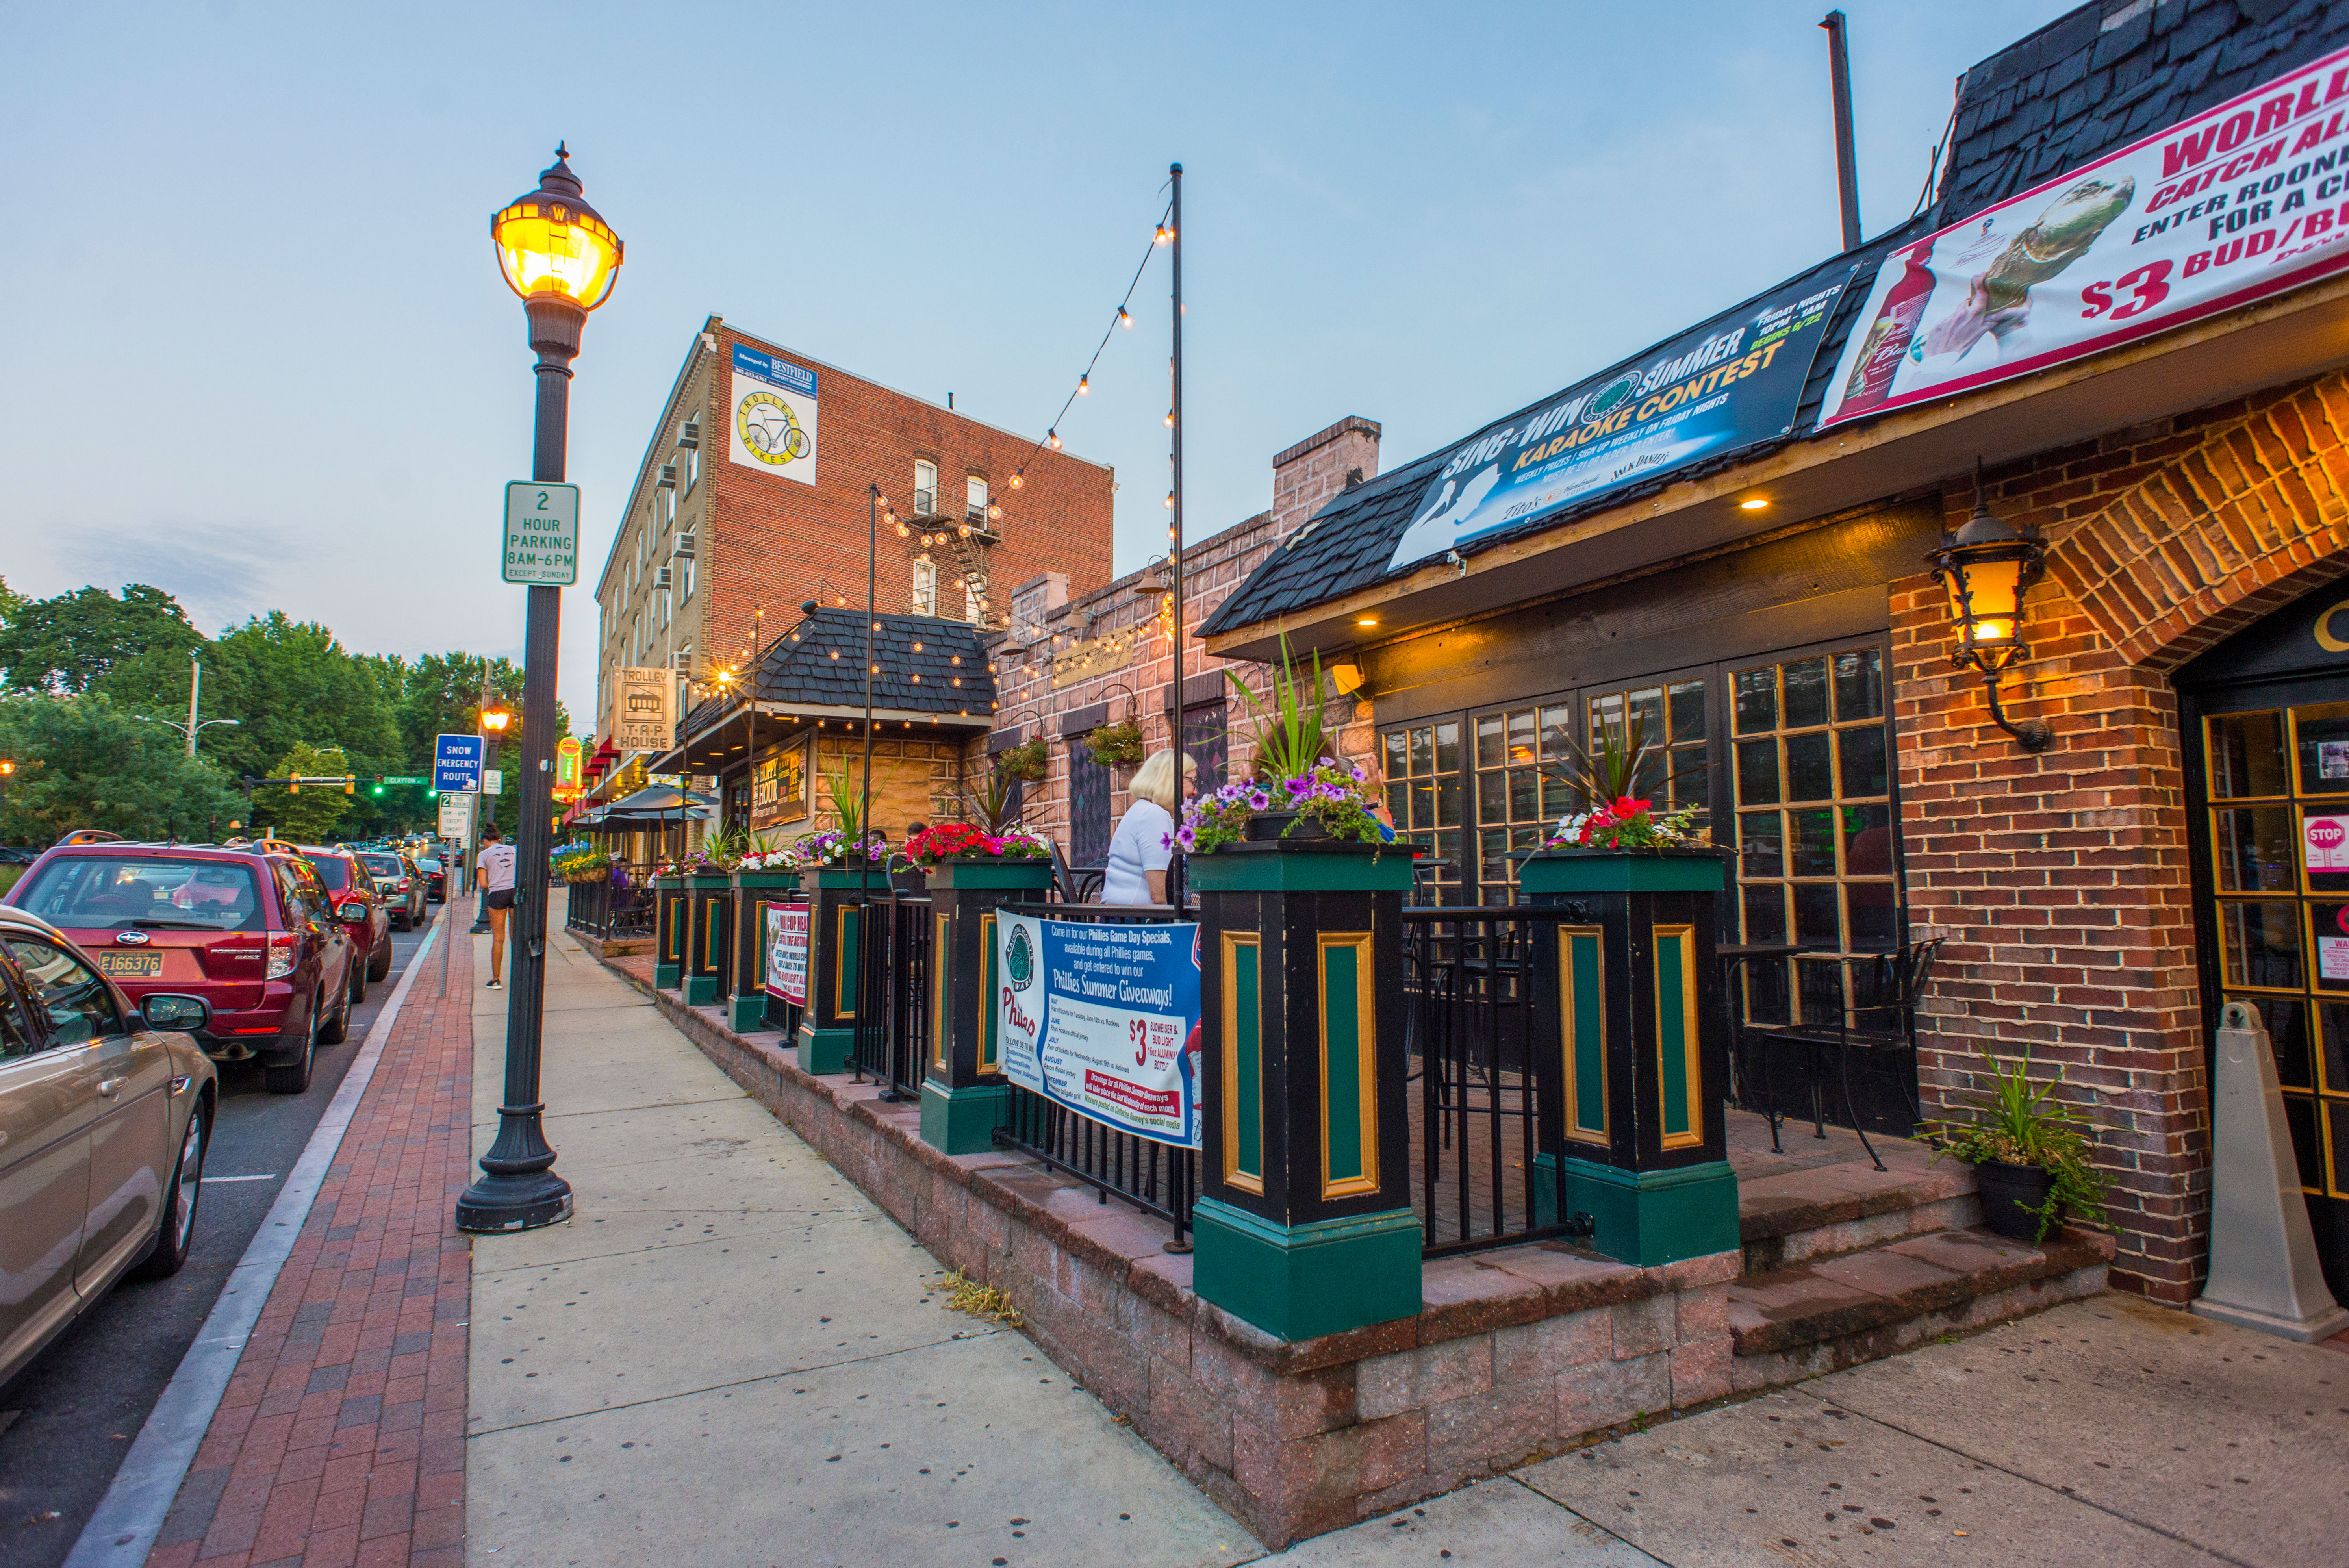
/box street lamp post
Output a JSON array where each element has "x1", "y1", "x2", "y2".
[
  {"x1": 139, "y1": 650, "x2": 241, "y2": 755},
  {"x1": 458, "y1": 145, "x2": 622, "y2": 1234}
]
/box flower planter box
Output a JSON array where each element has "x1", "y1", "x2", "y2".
[
  {"x1": 1189, "y1": 838, "x2": 1421, "y2": 1340},
  {"x1": 729, "y1": 869, "x2": 802, "y2": 1034},
  {"x1": 917, "y1": 858, "x2": 1056, "y2": 1155},
  {"x1": 1518, "y1": 845, "x2": 1739, "y2": 1268}
]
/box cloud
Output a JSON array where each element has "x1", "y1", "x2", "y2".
[{"x1": 66, "y1": 519, "x2": 290, "y2": 637}]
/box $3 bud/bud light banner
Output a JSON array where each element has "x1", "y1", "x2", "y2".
[
  {"x1": 995, "y1": 914, "x2": 1203, "y2": 1150},
  {"x1": 1821, "y1": 46, "x2": 2349, "y2": 430},
  {"x1": 1386, "y1": 271, "x2": 1847, "y2": 575}
]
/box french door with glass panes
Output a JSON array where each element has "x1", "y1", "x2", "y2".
[{"x1": 2185, "y1": 686, "x2": 2349, "y2": 1303}]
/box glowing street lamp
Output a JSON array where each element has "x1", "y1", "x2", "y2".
[{"x1": 458, "y1": 146, "x2": 623, "y2": 1236}]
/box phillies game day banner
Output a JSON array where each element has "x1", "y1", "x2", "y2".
[
  {"x1": 1821, "y1": 45, "x2": 2349, "y2": 430},
  {"x1": 995, "y1": 915, "x2": 1203, "y2": 1149},
  {"x1": 1386, "y1": 270, "x2": 1846, "y2": 574}
]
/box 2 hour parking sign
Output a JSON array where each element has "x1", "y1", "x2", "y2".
[{"x1": 503, "y1": 481, "x2": 579, "y2": 586}]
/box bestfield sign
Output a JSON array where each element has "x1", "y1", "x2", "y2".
[{"x1": 1822, "y1": 46, "x2": 2349, "y2": 429}]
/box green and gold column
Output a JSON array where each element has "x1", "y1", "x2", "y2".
[
  {"x1": 1192, "y1": 837, "x2": 1420, "y2": 1342},
  {"x1": 1522, "y1": 845, "x2": 1738, "y2": 1268},
  {"x1": 729, "y1": 867, "x2": 801, "y2": 1033},
  {"x1": 919, "y1": 857, "x2": 1054, "y2": 1155},
  {"x1": 653, "y1": 873, "x2": 688, "y2": 990},
  {"x1": 682, "y1": 870, "x2": 733, "y2": 1006},
  {"x1": 796, "y1": 866, "x2": 877, "y2": 1075}
]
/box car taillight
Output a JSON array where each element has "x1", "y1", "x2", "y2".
[
  {"x1": 398, "y1": 879, "x2": 412, "y2": 891},
  {"x1": 266, "y1": 932, "x2": 297, "y2": 979}
]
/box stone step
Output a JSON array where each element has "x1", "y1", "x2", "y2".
[
  {"x1": 1736, "y1": 1144, "x2": 1981, "y2": 1274},
  {"x1": 1727, "y1": 1225, "x2": 2115, "y2": 1393}
]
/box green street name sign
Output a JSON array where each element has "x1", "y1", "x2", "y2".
[
  {"x1": 386, "y1": 775, "x2": 426, "y2": 786},
  {"x1": 504, "y1": 481, "x2": 580, "y2": 587}
]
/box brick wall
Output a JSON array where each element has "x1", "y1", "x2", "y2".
[
  {"x1": 1272, "y1": 416, "x2": 1381, "y2": 536},
  {"x1": 1893, "y1": 373, "x2": 2349, "y2": 1303}
]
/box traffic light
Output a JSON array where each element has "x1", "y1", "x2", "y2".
[
  {"x1": 345, "y1": 777, "x2": 356, "y2": 795},
  {"x1": 371, "y1": 780, "x2": 385, "y2": 796}
]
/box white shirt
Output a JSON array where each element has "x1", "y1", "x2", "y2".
[
  {"x1": 477, "y1": 841, "x2": 517, "y2": 893},
  {"x1": 1100, "y1": 800, "x2": 1175, "y2": 906}
]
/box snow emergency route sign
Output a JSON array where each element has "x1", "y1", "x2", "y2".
[
  {"x1": 994, "y1": 915, "x2": 1202, "y2": 1149},
  {"x1": 502, "y1": 481, "x2": 580, "y2": 586}
]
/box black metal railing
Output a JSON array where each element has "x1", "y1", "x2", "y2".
[
  {"x1": 993, "y1": 899, "x2": 1197, "y2": 1246},
  {"x1": 564, "y1": 876, "x2": 653, "y2": 939},
  {"x1": 1403, "y1": 904, "x2": 1580, "y2": 1258},
  {"x1": 851, "y1": 885, "x2": 931, "y2": 1101}
]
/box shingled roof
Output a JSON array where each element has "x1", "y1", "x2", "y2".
[
  {"x1": 1203, "y1": 0, "x2": 2349, "y2": 640},
  {"x1": 676, "y1": 606, "x2": 998, "y2": 741},
  {"x1": 1937, "y1": 0, "x2": 2349, "y2": 225}
]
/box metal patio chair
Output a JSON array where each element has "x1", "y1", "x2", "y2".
[{"x1": 1742, "y1": 936, "x2": 1943, "y2": 1172}]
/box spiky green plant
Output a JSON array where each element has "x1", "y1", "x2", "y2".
[
  {"x1": 1229, "y1": 632, "x2": 1331, "y2": 782},
  {"x1": 1927, "y1": 1052, "x2": 2109, "y2": 1242}
]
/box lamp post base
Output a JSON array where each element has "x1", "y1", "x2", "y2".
[{"x1": 455, "y1": 1169, "x2": 574, "y2": 1233}]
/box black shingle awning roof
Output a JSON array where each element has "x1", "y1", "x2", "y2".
[
  {"x1": 673, "y1": 607, "x2": 999, "y2": 749},
  {"x1": 1201, "y1": 0, "x2": 2349, "y2": 641}
]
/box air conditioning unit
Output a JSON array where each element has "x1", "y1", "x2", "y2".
[
  {"x1": 673, "y1": 533, "x2": 697, "y2": 559},
  {"x1": 654, "y1": 566, "x2": 673, "y2": 590},
  {"x1": 675, "y1": 420, "x2": 699, "y2": 451},
  {"x1": 656, "y1": 464, "x2": 678, "y2": 491}
]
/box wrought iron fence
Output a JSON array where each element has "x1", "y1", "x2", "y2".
[
  {"x1": 564, "y1": 876, "x2": 652, "y2": 939},
  {"x1": 850, "y1": 885, "x2": 931, "y2": 1101},
  {"x1": 1402, "y1": 903, "x2": 1581, "y2": 1258},
  {"x1": 994, "y1": 900, "x2": 1198, "y2": 1247}
]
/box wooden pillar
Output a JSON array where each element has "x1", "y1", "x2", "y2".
[
  {"x1": 918, "y1": 858, "x2": 1054, "y2": 1154},
  {"x1": 1191, "y1": 838, "x2": 1420, "y2": 1341},
  {"x1": 1520, "y1": 846, "x2": 1739, "y2": 1268}
]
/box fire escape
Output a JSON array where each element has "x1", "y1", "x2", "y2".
[{"x1": 909, "y1": 482, "x2": 1005, "y2": 629}]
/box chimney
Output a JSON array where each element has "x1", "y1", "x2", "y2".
[{"x1": 1271, "y1": 416, "x2": 1381, "y2": 538}]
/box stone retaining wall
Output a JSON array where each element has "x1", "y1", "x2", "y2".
[{"x1": 603, "y1": 958, "x2": 1743, "y2": 1547}]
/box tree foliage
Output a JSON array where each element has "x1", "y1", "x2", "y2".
[
  {"x1": 0, "y1": 693, "x2": 244, "y2": 844},
  {"x1": 252, "y1": 742, "x2": 353, "y2": 843},
  {"x1": 0, "y1": 584, "x2": 201, "y2": 693}
]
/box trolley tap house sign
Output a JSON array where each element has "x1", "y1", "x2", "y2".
[
  {"x1": 995, "y1": 914, "x2": 1203, "y2": 1149},
  {"x1": 1822, "y1": 46, "x2": 2349, "y2": 428}
]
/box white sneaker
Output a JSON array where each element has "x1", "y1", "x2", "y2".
[{"x1": 486, "y1": 978, "x2": 502, "y2": 989}]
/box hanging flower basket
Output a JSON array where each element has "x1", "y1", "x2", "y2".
[
  {"x1": 999, "y1": 737, "x2": 1049, "y2": 783},
  {"x1": 1085, "y1": 718, "x2": 1146, "y2": 769}
]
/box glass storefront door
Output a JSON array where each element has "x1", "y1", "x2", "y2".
[{"x1": 2188, "y1": 691, "x2": 2349, "y2": 1303}]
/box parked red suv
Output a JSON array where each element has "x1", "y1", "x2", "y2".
[
  {"x1": 3, "y1": 840, "x2": 358, "y2": 1094},
  {"x1": 301, "y1": 845, "x2": 393, "y2": 998}
]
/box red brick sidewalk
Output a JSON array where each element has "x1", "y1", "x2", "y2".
[{"x1": 147, "y1": 932, "x2": 476, "y2": 1568}]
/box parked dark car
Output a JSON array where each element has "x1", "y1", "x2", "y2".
[
  {"x1": 417, "y1": 855, "x2": 446, "y2": 903},
  {"x1": 3, "y1": 840, "x2": 357, "y2": 1094},
  {"x1": 354, "y1": 850, "x2": 427, "y2": 931},
  {"x1": 301, "y1": 846, "x2": 393, "y2": 995},
  {"x1": 0, "y1": 905, "x2": 219, "y2": 1388}
]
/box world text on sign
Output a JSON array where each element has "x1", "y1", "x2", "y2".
[{"x1": 503, "y1": 481, "x2": 580, "y2": 586}]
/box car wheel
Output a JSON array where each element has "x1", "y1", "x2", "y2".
[
  {"x1": 350, "y1": 949, "x2": 369, "y2": 1005},
  {"x1": 321, "y1": 974, "x2": 352, "y2": 1045},
  {"x1": 265, "y1": 1000, "x2": 319, "y2": 1094},
  {"x1": 369, "y1": 931, "x2": 392, "y2": 982},
  {"x1": 134, "y1": 1095, "x2": 211, "y2": 1280}
]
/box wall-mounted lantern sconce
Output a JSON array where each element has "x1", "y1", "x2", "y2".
[
  {"x1": 1329, "y1": 659, "x2": 1366, "y2": 697},
  {"x1": 1926, "y1": 464, "x2": 2051, "y2": 752}
]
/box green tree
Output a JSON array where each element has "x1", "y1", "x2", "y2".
[
  {"x1": 191, "y1": 614, "x2": 403, "y2": 788},
  {"x1": 0, "y1": 584, "x2": 201, "y2": 693},
  {"x1": 0, "y1": 692, "x2": 243, "y2": 846},
  {"x1": 252, "y1": 742, "x2": 354, "y2": 843}
]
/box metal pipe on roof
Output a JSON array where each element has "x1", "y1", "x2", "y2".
[{"x1": 1822, "y1": 11, "x2": 1862, "y2": 253}]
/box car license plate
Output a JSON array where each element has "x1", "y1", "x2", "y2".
[{"x1": 96, "y1": 951, "x2": 164, "y2": 978}]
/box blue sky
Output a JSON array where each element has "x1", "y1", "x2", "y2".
[{"x1": 0, "y1": 0, "x2": 2072, "y2": 736}]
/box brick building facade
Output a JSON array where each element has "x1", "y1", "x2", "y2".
[{"x1": 592, "y1": 315, "x2": 1114, "y2": 756}]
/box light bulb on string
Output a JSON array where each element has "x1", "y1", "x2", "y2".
[
  {"x1": 1164, "y1": 493, "x2": 1175, "y2": 509},
  {"x1": 1048, "y1": 429, "x2": 1061, "y2": 450},
  {"x1": 1009, "y1": 469, "x2": 1024, "y2": 489},
  {"x1": 1164, "y1": 409, "x2": 1175, "y2": 428},
  {"x1": 986, "y1": 504, "x2": 1002, "y2": 521},
  {"x1": 1118, "y1": 307, "x2": 1133, "y2": 329},
  {"x1": 1155, "y1": 226, "x2": 1172, "y2": 245},
  {"x1": 1077, "y1": 375, "x2": 1089, "y2": 396}
]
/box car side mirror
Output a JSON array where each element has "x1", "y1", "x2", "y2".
[
  {"x1": 337, "y1": 901, "x2": 368, "y2": 921},
  {"x1": 141, "y1": 993, "x2": 211, "y2": 1032}
]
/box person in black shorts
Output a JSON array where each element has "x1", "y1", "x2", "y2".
[{"x1": 478, "y1": 821, "x2": 517, "y2": 988}]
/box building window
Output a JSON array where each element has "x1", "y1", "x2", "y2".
[
  {"x1": 1729, "y1": 647, "x2": 1894, "y2": 1025},
  {"x1": 914, "y1": 460, "x2": 937, "y2": 518},
  {"x1": 966, "y1": 474, "x2": 989, "y2": 526},
  {"x1": 1382, "y1": 719, "x2": 1463, "y2": 902},
  {"x1": 964, "y1": 582, "x2": 985, "y2": 625},
  {"x1": 679, "y1": 556, "x2": 694, "y2": 601},
  {"x1": 912, "y1": 557, "x2": 938, "y2": 616},
  {"x1": 1472, "y1": 702, "x2": 1575, "y2": 896},
  {"x1": 1069, "y1": 742, "x2": 1111, "y2": 866}
]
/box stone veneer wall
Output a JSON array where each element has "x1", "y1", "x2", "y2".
[{"x1": 622, "y1": 971, "x2": 1738, "y2": 1548}]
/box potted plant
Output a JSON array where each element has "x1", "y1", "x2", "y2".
[
  {"x1": 1179, "y1": 637, "x2": 1387, "y2": 852},
  {"x1": 1085, "y1": 717, "x2": 1146, "y2": 769},
  {"x1": 1928, "y1": 1052, "x2": 2110, "y2": 1243},
  {"x1": 998, "y1": 736, "x2": 1049, "y2": 784},
  {"x1": 905, "y1": 822, "x2": 1051, "y2": 866}
]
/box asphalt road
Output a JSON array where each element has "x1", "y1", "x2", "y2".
[{"x1": 0, "y1": 912, "x2": 445, "y2": 1568}]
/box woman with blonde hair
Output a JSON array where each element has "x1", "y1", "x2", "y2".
[{"x1": 1101, "y1": 749, "x2": 1197, "y2": 905}]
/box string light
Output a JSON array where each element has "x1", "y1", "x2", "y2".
[
  {"x1": 1164, "y1": 409, "x2": 1175, "y2": 428},
  {"x1": 1077, "y1": 375, "x2": 1090, "y2": 395},
  {"x1": 1118, "y1": 306, "x2": 1133, "y2": 329},
  {"x1": 1009, "y1": 470, "x2": 1024, "y2": 489},
  {"x1": 1048, "y1": 428, "x2": 1062, "y2": 450},
  {"x1": 1155, "y1": 225, "x2": 1173, "y2": 245}
]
